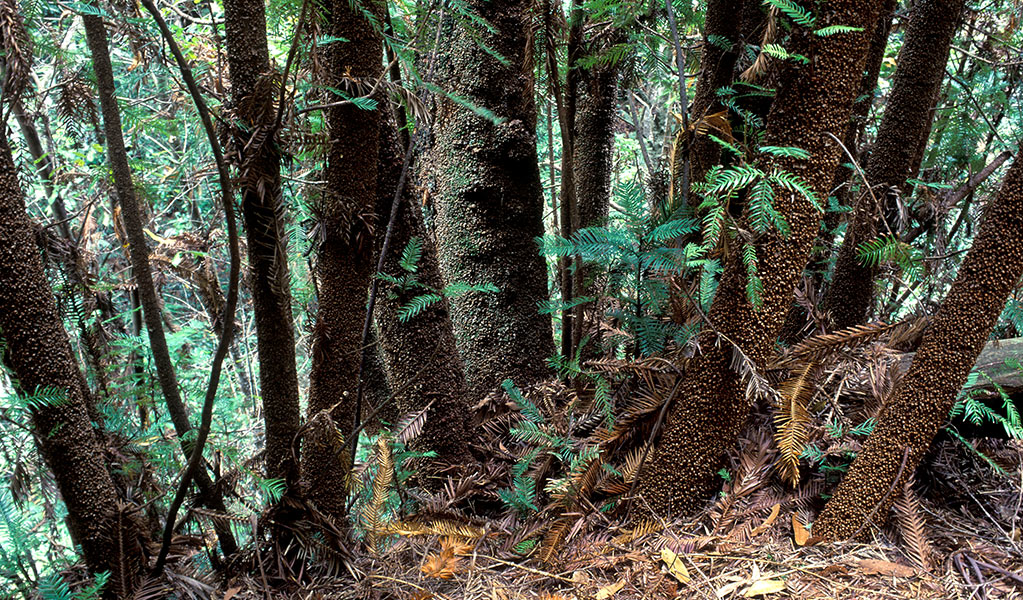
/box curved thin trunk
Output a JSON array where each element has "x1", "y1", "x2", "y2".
[{"x1": 82, "y1": 10, "x2": 237, "y2": 556}]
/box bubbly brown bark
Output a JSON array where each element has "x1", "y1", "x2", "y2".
[
  {"x1": 430, "y1": 0, "x2": 555, "y2": 397},
  {"x1": 637, "y1": 0, "x2": 886, "y2": 517},
  {"x1": 82, "y1": 11, "x2": 237, "y2": 556},
  {"x1": 0, "y1": 133, "x2": 145, "y2": 594},
  {"x1": 222, "y1": 0, "x2": 302, "y2": 490},
  {"x1": 305, "y1": 0, "x2": 383, "y2": 518},
  {"x1": 821, "y1": 0, "x2": 966, "y2": 330},
  {"x1": 815, "y1": 155, "x2": 1023, "y2": 539},
  {"x1": 373, "y1": 124, "x2": 473, "y2": 465}
]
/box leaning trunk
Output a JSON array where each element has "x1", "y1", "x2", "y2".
[
  {"x1": 222, "y1": 0, "x2": 302, "y2": 490},
  {"x1": 815, "y1": 155, "x2": 1023, "y2": 539},
  {"x1": 430, "y1": 0, "x2": 555, "y2": 396},
  {"x1": 0, "y1": 134, "x2": 145, "y2": 596},
  {"x1": 636, "y1": 0, "x2": 885, "y2": 516},
  {"x1": 821, "y1": 0, "x2": 966, "y2": 330},
  {"x1": 82, "y1": 10, "x2": 237, "y2": 555}
]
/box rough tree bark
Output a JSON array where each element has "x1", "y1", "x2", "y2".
[
  {"x1": 815, "y1": 155, "x2": 1023, "y2": 539},
  {"x1": 636, "y1": 0, "x2": 885, "y2": 517},
  {"x1": 430, "y1": 0, "x2": 555, "y2": 396},
  {"x1": 0, "y1": 133, "x2": 145, "y2": 596},
  {"x1": 222, "y1": 0, "x2": 302, "y2": 489},
  {"x1": 305, "y1": 0, "x2": 383, "y2": 519},
  {"x1": 373, "y1": 122, "x2": 473, "y2": 465},
  {"x1": 82, "y1": 10, "x2": 237, "y2": 555},
  {"x1": 821, "y1": 0, "x2": 966, "y2": 330}
]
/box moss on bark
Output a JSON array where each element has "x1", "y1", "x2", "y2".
[
  {"x1": 637, "y1": 0, "x2": 886, "y2": 517},
  {"x1": 430, "y1": 0, "x2": 555, "y2": 397},
  {"x1": 815, "y1": 156, "x2": 1023, "y2": 539}
]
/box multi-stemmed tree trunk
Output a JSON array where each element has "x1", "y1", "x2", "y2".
[
  {"x1": 221, "y1": 0, "x2": 302, "y2": 490},
  {"x1": 431, "y1": 0, "x2": 555, "y2": 396},
  {"x1": 373, "y1": 122, "x2": 474, "y2": 465},
  {"x1": 821, "y1": 0, "x2": 966, "y2": 330},
  {"x1": 82, "y1": 10, "x2": 238, "y2": 555},
  {"x1": 816, "y1": 155, "x2": 1023, "y2": 539},
  {"x1": 0, "y1": 133, "x2": 145, "y2": 596},
  {"x1": 636, "y1": 0, "x2": 886, "y2": 516},
  {"x1": 305, "y1": 0, "x2": 383, "y2": 519}
]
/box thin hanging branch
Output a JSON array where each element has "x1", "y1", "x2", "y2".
[{"x1": 139, "y1": 0, "x2": 241, "y2": 574}]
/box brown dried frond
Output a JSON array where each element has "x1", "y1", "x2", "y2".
[
  {"x1": 777, "y1": 321, "x2": 902, "y2": 365},
  {"x1": 56, "y1": 73, "x2": 100, "y2": 136},
  {"x1": 893, "y1": 476, "x2": 933, "y2": 573},
  {"x1": 774, "y1": 362, "x2": 817, "y2": 487},
  {"x1": 741, "y1": 6, "x2": 779, "y2": 82},
  {"x1": 386, "y1": 518, "x2": 486, "y2": 540},
  {"x1": 0, "y1": 0, "x2": 32, "y2": 99},
  {"x1": 539, "y1": 518, "x2": 570, "y2": 564},
  {"x1": 362, "y1": 437, "x2": 393, "y2": 550}
]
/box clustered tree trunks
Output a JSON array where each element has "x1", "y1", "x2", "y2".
[
  {"x1": 637, "y1": 0, "x2": 886, "y2": 516},
  {"x1": 430, "y1": 0, "x2": 555, "y2": 397},
  {"x1": 821, "y1": 0, "x2": 966, "y2": 330},
  {"x1": 82, "y1": 9, "x2": 238, "y2": 556},
  {"x1": 222, "y1": 0, "x2": 302, "y2": 490},
  {"x1": 0, "y1": 133, "x2": 145, "y2": 593},
  {"x1": 816, "y1": 154, "x2": 1023, "y2": 539},
  {"x1": 373, "y1": 122, "x2": 474, "y2": 466},
  {"x1": 306, "y1": 0, "x2": 383, "y2": 519}
]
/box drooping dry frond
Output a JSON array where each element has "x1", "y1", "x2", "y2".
[
  {"x1": 0, "y1": 0, "x2": 32, "y2": 100},
  {"x1": 774, "y1": 362, "x2": 817, "y2": 487},
  {"x1": 362, "y1": 437, "x2": 394, "y2": 551},
  {"x1": 386, "y1": 518, "x2": 487, "y2": 540},
  {"x1": 893, "y1": 476, "x2": 933, "y2": 573},
  {"x1": 740, "y1": 6, "x2": 778, "y2": 82},
  {"x1": 539, "y1": 518, "x2": 570, "y2": 564},
  {"x1": 393, "y1": 405, "x2": 430, "y2": 446},
  {"x1": 777, "y1": 321, "x2": 901, "y2": 365}
]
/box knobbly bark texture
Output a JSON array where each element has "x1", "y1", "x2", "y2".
[
  {"x1": 374, "y1": 124, "x2": 473, "y2": 465},
  {"x1": 815, "y1": 156, "x2": 1023, "y2": 539},
  {"x1": 574, "y1": 57, "x2": 618, "y2": 354},
  {"x1": 430, "y1": 0, "x2": 555, "y2": 396},
  {"x1": 306, "y1": 0, "x2": 383, "y2": 519},
  {"x1": 636, "y1": 0, "x2": 885, "y2": 517},
  {"x1": 821, "y1": 0, "x2": 965, "y2": 330},
  {"x1": 83, "y1": 11, "x2": 238, "y2": 556},
  {"x1": 0, "y1": 134, "x2": 145, "y2": 595},
  {"x1": 222, "y1": 0, "x2": 301, "y2": 489},
  {"x1": 687, "y1": 0, "x2": 745, "y2": 186}
]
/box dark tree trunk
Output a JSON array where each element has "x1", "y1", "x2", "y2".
[
  {"x1": 430, "y1": 0, "x2": 555, "y2": 396},
  {"x1": 821, "y1": 0, "x2": 966, "y2": 330},
  {"x1": 573, "y1": 56, "x2": 618, "y2": 354},
  {"x1": 687, "y1": 0, "x2": 745, "y2": 187},
  {"x1": 373, "y1": 122, "x2": 474, "y2": 465},
  {"x1": 815, "y1": 155, "x2": 1023, "y2": 540},
  {"x1": 82, "y1": 11, "x2": 237, "y2": 556},
  {"x1": 637, "y1": 0, "x2": 886, "y2": 517},
  {"x1": 222, "y1": 0, "x2": 302, "y2": 490},
  {"x1": 305, "y1": 0, "x2": 383, "y2": 519},
  {"x1": 0, "y1": 134, "x2": 145, "y2": 596}
]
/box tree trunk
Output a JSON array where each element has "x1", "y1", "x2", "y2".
[
  {"x1": 687, "y1": 0, "x2": 745, "y2": 187},
  {"x1": 0, "y1": 134, "x2": 145, "y2": 597},
  {"x1": 373, "y1": 122, "x2": 474, "y2": 465},
  {"x1": 82, "y1": 10, "x2": 237, "y2": 556},
  {"x1": 305, "y1": 0, "x2": 383, "y2": 519},
  {"x1": 221, "y1": 0, "x2": 302, "y2": 490},
  {"x1": 815, "y1": 155, "x2": 1023, "y2": 540},
  {"x1": 430, "y1": 0, "x2": 555, "y2": 397},
  {"x1": 573, "y1": 55, "x2": 618, "y2": 355},
  {"x1": 821, "y1": 0, "x2": 966, "y2": 330},
  {"x1": 636, "y1": 0, "x2": 886, "y2": 517}
]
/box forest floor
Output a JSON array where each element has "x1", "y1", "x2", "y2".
[{"x1": 221, "y1": 430, "x2": 1022, "y2": 600}]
